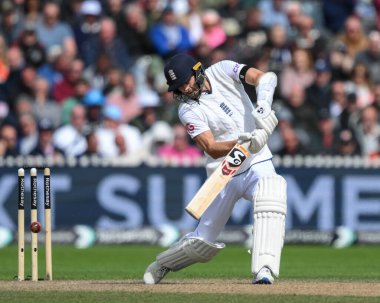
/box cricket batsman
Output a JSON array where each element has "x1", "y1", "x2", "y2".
[{"x1": 143, "y1": 53, "x2": 287, "y2": 284}]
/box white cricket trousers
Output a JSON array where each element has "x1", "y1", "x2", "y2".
[{"x1": 188, "y1": 159, "x2": 277, "y2": 242}]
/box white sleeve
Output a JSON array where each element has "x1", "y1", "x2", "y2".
[
  {"x1": 179, "y1": 107, "x2": 209, "y2": 139},
  {"x1": 218, "y1": 60, "x2": 246, "y2": 83}
]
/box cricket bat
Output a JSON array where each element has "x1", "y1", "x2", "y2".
[{"x1": 185, "y1": 141, "x2": 251, "y2": 220}]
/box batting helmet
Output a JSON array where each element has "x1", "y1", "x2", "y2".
[{"x1": 164, "y1": 53, "x2": 198, "y2": 92}]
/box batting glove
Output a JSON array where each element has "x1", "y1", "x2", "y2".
[
  {"x1": 238, "y1": 129, "x2": 268, "y2": 154},
  {"x1": 252, "y1": 103, "x2": 278, "y2": 136}
]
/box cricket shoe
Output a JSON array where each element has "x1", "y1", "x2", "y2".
[
  {"x1": 252, "y1": 267, "x2": 274, "y2": 284},
  {"x1": 143, "y1": 261, "x2": 170, "y2": 284}
]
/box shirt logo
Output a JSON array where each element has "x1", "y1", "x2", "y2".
[
  {"x1": 168, "y1": 69, "x2": 177, "y2": 81},
  {"x1": 233, "y1": 63, "x2": 240, "y2": 75},
  {"x1": 186, "y1": 123, "x2": 195, "y2": 134},
  {"x1": 220, "y1": 102, "x2": 233, "y2": 116}
]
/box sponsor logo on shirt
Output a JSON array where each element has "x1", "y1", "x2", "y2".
[
  {"x1": 220, "y1": 102, "x2": 233, "y2": 116},
  {"x1": 186, "y1": 123, "x2": 195, "y2": 134},
  {"x1": 233, "y1": 63, "x2": 240, "y2": 75}
]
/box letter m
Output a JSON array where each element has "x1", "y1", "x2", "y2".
[{"x1": 285, "y1": 175, "x2": 334, "y2": 231}]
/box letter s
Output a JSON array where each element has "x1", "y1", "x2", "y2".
[{"x1": 96, "y1": 175, "x2": 143, "y2": 229}]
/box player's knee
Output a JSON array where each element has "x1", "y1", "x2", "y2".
[{"x1": 253, "y1": 174, "x2": 287, "y2": 215}]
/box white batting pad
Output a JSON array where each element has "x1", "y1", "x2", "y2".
[
  {"x1": 157, "y1": 236, "x2": 225, "y2": 271},
  {"x1": 252, "y1": 175, "x2": 287, "y2": 277}
]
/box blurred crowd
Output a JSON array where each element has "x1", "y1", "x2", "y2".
[{"x1": 0, "y1": 0, "x2": 380, "y2": 164}]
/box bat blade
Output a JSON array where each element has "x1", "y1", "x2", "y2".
[{"x1": 185, "y1": 142, "x2": 250, "y2": 220}]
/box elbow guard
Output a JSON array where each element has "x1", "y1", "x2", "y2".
[{"x1": 256, "y1": 72, "x2": 277, "y2": 107}]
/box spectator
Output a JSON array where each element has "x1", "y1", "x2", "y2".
[
  {"x1": 157, "y1": 123, "x2": 202, "y2": 165},
  {"x1": 133, "y1": 91, "x2": 161, "y2": 133},
  {"x1": 30, "y1": 118, "x2": 60, "y2": 157},
  {"x1": 335, "y1": 128, "x2": 361, "y2": 156},
  {"x1": 79, "y1": 128, "x2": 100, "y2": 157},
  {"x1": 14, "y1": 95, "x2": 34, "y2": 118},
  {"x1": 337, "y1": 16, "x2": 369, "y2": 60},
  {"x1": 82, "y1": 89, "x2": 105, "y2": 127},
  {"x1": 6, "y1": 44, "x2": 24, "y2": 67},
  {"x1": 329, "y1": 80, "x2": 348, "y2": 126},
  {"x1": 53, "y1": 104, "x2": 88, "y2": 157},
  {"x1": 373, "y1": 82, "x2": 380, "y2": 113},
  {"x1": 35, "y1": 2, "x2": 77, "y2": 59},
  {"x1": 2, "y1": 47, "x2": 25, "y2": 107},
  {"x1": 0, "y1": 123, "x2": 18, "y2": 157},
  {"x1": 0, "y1": 0, "x2": 378, "y2": 161},
  {"x1": 61, "y1": 78, "x2": 90, "y2": 125},
  {"x1": 200, "y1": 9, "x2": 226, "y2": 50},
  {"x1": 259, "y1": 0, "x2": 289, "y2": 29},
  {"x1": 354, "y1": 105, "x2": 380, "y2": 156},
  {"x1": 305, "y1": 58, "x2": 333, "y2": 113},
  {"x1": 141, "y1": 120, "x2": 173, "y2": 159},
  {"x1": 180, "y1": 0, "x2": 204, "y2": 48},
  {"x1": 0, "y1": 35, "x2": 10, "y2": 84},
  {"x1": 31, "y1": 77, "x2": 61, "y2": 128},
  {"x1": 322, "y1": 0, "x2": 355, "y2": 34},
  {"x1": 356, "y1": 31, "x2": 380, "y2": 84},
  {"x1": 105, "y1": 0, "x2": 124, "y2": 31},
  {"x1": 23, "y1": 0, "x2": 43, "y2": 23},
  {"x1": 13, "y1": 22, "x2": 46, "y2": 68},
  {"x1": 38, "y1": 46, "x2": 71, "y2": 89},
  {"x1": 73, "y1": 0, "x2": 102, "y2": 58},
  {"x1": 265, "y1": 25, "x2": 292, "y2": 76},
  {"x1": 95, "y1": 105, "x2": 142, "y2": 157},
  {"x1": 238, "y1": 7, "x2": 268, "y2": 54},
  {"x1": 103, "y1": 66, "x2": 122, "y2": 96},
  {"x1": 158, "y1": 90, "x2": 180, "y2": 125},
  {"x1": 345, "y1": 62, "x2": 374, "y2": 109},
  {"x1": 293, "y1": 14, "x2": 330, "y2": 59},
  {"x1": 280, "y1": 48, "x2": 315, "y2": 99},
  {"x1": 218, "y1": 0, "x2": 245, "y2": 23},
  {"x1": 60, "y1": 0, "x2": 84, "y2": 26},
  {"x1": 285, "y1": 1, "x2": 302, "y2": 41},
  {"x1": 277, "y1": 125, "x2": 310, "y2": 156},
  {"x1": 149, "y1": 6, "x2": 193, "y2": 59},
  {"x1": 18, "y1": 113, "x2": 38, "y2": 155},
  {"x1": 283, "y1": 83, "x2": 319, "y2": 147},
  {"x1": 267, "y1": 105, "x2": 294, "y2": 153},
  {"x1": 0, "y1": 0, "x2": 23, "y2": 46},
  {"x1": 52, "y1": 58, "x2": 84, "y2": 104},
  {"x1": 119, "y1": 2, "x2": 154, "y2": 59},
  {"x1": 106, "y1": 72, "x2": 142, "y2": 123},
  {"x1": 82, "y1": 17, "x2": 132, "y2": 71},
  {"x1": 329, "y1": 40, "x2": 355, "y2": 80},
  {"x1": 83, "y1": 52, "x2": 112, "y2": 90},
  {"x1": 10, "y1": 65, "x2": 37, "y2": 104},
  {"x1": 143, "y1": 0, "x2": 164, "y2": 28},
  {"x1": 375, "y1": 0, "x2": 380, "y2": 31},
  {"x1": 314, "y1": 109, "x2": 339, "y2": 155},
  {"x1": 340, "y1": 92, "x2": 361, "y2": 131}
]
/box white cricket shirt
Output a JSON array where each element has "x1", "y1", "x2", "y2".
[{"x1": 179, "y1": 60, "x2": 272, "y2": 176}]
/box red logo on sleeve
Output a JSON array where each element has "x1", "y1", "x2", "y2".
[{"x1": 186, "y1": 123, "x2": 195, "y2": 134}]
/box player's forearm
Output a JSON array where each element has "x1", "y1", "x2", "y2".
[
  {"x1": 194, "y1": 131, "x2": 237, "y2": 159},
  {"x1": 245, "y1": 68, "x2": 277, "y2": 107},
  {"x1": 204, "y1": 140, "x2": 238, "y2": 159}
]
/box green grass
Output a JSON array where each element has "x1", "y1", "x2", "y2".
[
  {"x1": 2, "y1": 245, "x2": 379, "y2": 281},
  {"x1": 0, "y1": 292, "x2": 379, "y2": 303},
  {"x1": 1, "y1": 245, "x2": 380, "y2": 302}
]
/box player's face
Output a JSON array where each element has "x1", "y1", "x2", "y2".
[{"x1": 178, "y1": 76, "x2": 199, "y2": 99}]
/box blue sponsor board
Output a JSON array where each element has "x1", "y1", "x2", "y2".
[{"x1": 0, "y1": 166, "x2": 379, "y2": 231}]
